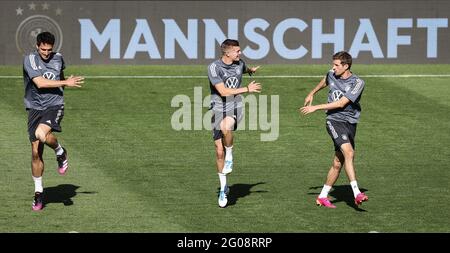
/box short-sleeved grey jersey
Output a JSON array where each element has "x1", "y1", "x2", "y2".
[
  {"x1": 23, "y1": 51, "x2": 65, "y2": 110},
  {"x1": 208, "y1": 59, "x2": 247, "y2": 112},
  {"x1": 325, "y1": 70, "x2": 365, "y2": 124}
]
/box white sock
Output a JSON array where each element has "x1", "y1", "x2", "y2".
[
  {"x1": 218, "y1": 173, "x2": 227, "y2": 191},
  {"x1": 350, "y1": 180, "x2": 361, "y2": 198},
  {"x1": 318, "y1": 184, "x2": 332, "y2": 198},
  {"x1": 33, "y1": 176, "x2": 43, "y2": 193},
  {"x1": 225, "y1": 146, "x2": 233, "y2": 161},
  {"x1": 55, "y1": 144, "x2": 64, "y2": 156}
]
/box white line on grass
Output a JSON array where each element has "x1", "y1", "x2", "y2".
[{"x1": 1, "y1": 74, "x2": 450, "y2": 79}]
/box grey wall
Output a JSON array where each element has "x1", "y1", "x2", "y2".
[{"x1": 2, "y1": 1, "x2": 449, "y2": 64}]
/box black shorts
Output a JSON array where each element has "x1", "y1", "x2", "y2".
[
  {"x1": 325, "y1": 119, "x2": 357, "y2": 151},
  {"x1": 27, "y1": 105, "x2": 64, "y2": 142},
  {"x1": 211, "y1": 107, "x2": 243, "y2": 141}
]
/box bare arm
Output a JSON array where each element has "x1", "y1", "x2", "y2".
[
  {"x1": 32, "y1": 74, "x2": 84, "y2": 89},
  {"x1": 215, "y1": 80, "x2": 261, "y2": 96},
  {"x1": 303, "y1": 77, "x2": 327, "y2": 106},
  {"x1": 300, "y1": 96, "x2": 350, "y2": 115}
]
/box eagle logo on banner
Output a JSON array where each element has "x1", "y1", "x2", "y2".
[{"x1": 15, "y1": 2, "x2": 64, "y2": 55}]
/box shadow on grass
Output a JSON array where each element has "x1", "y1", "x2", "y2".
[
  {"x1": 308, "y1": 185, "x2": 369, "y2": 212},
  {"x1": 43, "y1": 184, "x2": 97, "y2": 208},
  {"x1": 217, "y1": 182, "x2": 267, "y2": 207}
]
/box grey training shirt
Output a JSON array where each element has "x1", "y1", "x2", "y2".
[
  {"x1": 208, "y1": 59, "x2": 247, "y2": 112},
  {"x1": 23, "y1": 51, "x2": 65, "y2": 110},
  {"x1": 325, "y1": 70, "x2": 365, "y2": 124}
]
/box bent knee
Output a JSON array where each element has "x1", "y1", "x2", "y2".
[
  {"x1": 34, "y1": 128, "x2": 49, "y2": 143},
  {"x1": 332, "y1": 162, "x2": 342, "y2": 170},
  {"x1": 340, "y1": 144, "x2": 355, "y2": 158},
  {"x1": 221, "y1": 130, "x2": 232, "y2": 137},
  {"x1": 332, "y1": 157, "x2": 343, "y2": 170},
  {"x1": 343, "y1": 150, "x2": 354, "y2": 159},
  {"x1": 220, "y1": 117, "x2": 235, "y2": 131}
]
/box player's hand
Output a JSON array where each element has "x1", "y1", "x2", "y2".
[
  {"x1": 247, "y1": 80, "x2": 261, "y2": 93},
  {"x1": 304, "y1": 94, "x2": 314, "y2": 106},
  {"x1": 65, "y1": 75, "x2": 84, "y2": 87},
  {"x1": 299, "y1": 105, "x2": 317, "y2": 115},
  {"x1": 249, "y1": 66, "x2": 260, "y2": 73},
  {"x1": 248, "y1": 66, "x2": 260, "y2": 76}
]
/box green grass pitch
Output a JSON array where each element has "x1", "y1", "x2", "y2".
[{"x1": 0, "y1": 64, "x2": 449, "y2": 232}]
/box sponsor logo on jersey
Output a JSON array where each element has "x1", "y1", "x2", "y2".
[
  {"x1": 43, "y1": 71, "x2": 56, "y2": 80},
  {"x1": 331, "y1": 90, "x2": 344, "y2": 101},
  {"x1": 225, "y1": 77, "x2": 239, "y2": 88}
]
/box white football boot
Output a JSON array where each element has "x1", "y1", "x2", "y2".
[{"x1": 218, "y1": 190, "x2": 228, "y2": 208}]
